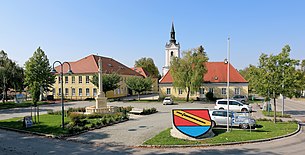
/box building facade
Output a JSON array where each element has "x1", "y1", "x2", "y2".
[
  {"x1": 159, "y1": 23, "x2": 248, "y2": 100},
  {"x1": 50, "y1": 54, "x2": 143, "y2": 100}
]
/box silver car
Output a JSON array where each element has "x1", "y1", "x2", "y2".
[{"x1": 209, "y1": 110, "x2": 256, "y2": 129}]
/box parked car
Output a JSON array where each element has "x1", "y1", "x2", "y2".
[
  {"x1": 214, "y1": 99, "x2": 252, "y2": 112},
  {"x1": 209, "y1": 110, "x2": 256, "y2": 129},
  {"x1": 232, "y1": 95, "x2": 248, "y2": 103},
  {"x1": 163, "y1": 97, "x2": 173, "y2": 105}
]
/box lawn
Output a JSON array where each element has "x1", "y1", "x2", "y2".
[
  {"x1": 0, "y1": 101, "x2": 53, "y2": 110},
  {"x1": 0, "y1": 114, "x2": 71, "y2": 136},
  {"x1": 143, "y1": 121, "x2": 298, "y2": 145},
  {"x1": 262, "y1": 110, "x2": 291, "y2": 118}
]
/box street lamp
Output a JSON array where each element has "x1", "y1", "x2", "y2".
[
  {"x1": 226, "y1": 37, "x2": 230, "y2": 132},
  {"x1": 51, "y1": 61, "x2": 73, "y2": 129}
]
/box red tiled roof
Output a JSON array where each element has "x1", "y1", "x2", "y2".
[
  {"x1": 54, "y1": 54, "x2": 143, "y2": 76},
  {"x1": 159, "y1": 62, "x2": 247, "y2": 83},
  {"x1": 130, "y1": 67, "x2": 150, "y2": 78}
]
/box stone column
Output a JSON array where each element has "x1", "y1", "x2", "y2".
[{"x1": 96, "y1": 57, "x2": 107, "y2": 109}]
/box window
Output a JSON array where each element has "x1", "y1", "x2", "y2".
[
  {"x1": 65, "y1": 88, "x2": 69, "y2": 96},
  {"x1": 199, "y1": 88, "x2": 205, "y2": 94},
  {"x1": 86, "y1": 76, "x2": 90, "y2": 84},
  {"x1": 209, "y1": 88, "x2": 214, "y2": 93},
  {"x1": 93, "y1": 88, "x2": 97, "y2": 97},
  {"x1": 79, "y1": 76, "x2": 82, "y2": 84},
  {"x1": 58, "y1": 88, "x2": 61, "y2": 96},
  {"x1": 170, "y1": 51, "x2": 174, "y2": 57},
  {"x1": 79, "y1": 88, "x2": 82, "y2": 96},
  {"x1": 52, "y1": 89, "x2": 55, "y2": 95},
  {"x1": 86, "y1": 88, "x2": 89, "y2": 96},
  {"x1": 58, "y1": 76, "x2": 61, "y2": 84},
  {"x1": 166, "y1": 88, "x2": 171, "y2": 95},
  {"x1": 65, "y1": 76, "x2": 68, "y2": 84},
  {"x1": 117, "y1": 88, "x2": 120, "y2": 94},
  {"x1": 221, "y1": 88, "x2": 226, "y2": 95},
  {"x1": 72, "y1": 76, "x2": 75, "y2": 84},
  {"x1": 235, "y1": 88, "x2": 240, "y2": 95},
  {"x1": 178, "y1": 89, "x2": 183, "y2": 95},
  {"x1": 72, "y1": 88, "x2": 75, "y2": 96}
]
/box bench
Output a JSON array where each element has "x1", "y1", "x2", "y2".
[{"x1": 129, "y1": 108, "x2": 143, "y2": 114}]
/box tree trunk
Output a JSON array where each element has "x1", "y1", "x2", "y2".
[
  {"x1": 186, "y1": 87, "x2": 190, "y2": 102},
  {"x1": 138, "y1": 93, "x2": 140, "y2": 101},
  {"x1": 273, "y1": 97, "x2": 277, "y2": 123},
  {"x1": 37, "y1": 105, "x2": 39, "y2": 124}
]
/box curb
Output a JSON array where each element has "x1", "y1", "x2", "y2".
[{"x1": 137, "y1": 123, "x2": 302, "y2": 148}]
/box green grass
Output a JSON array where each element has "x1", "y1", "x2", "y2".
[
  {"x1": 0, "y1": 114, "x2": 71, "y2": 136},
  {"x1": 143, "y1": 121, "x2": 298, "y2": 145},
  {"x1": 0, "y1": 101, "x2": 53, "y2": 110},
  {"x1": 262, "y1": 110, "x2": 291, "y2": 118}
]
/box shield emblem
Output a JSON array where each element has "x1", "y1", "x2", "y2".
[{"x1": 172, "y1": 109, "x2": 212, "y2": 138}]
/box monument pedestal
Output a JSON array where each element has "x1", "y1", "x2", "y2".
[
  {"x1": 170, "y1": 126, "x2": 214, "y2": 140},
  {"x1": 96, "y1": 96, "x2": 107, "y2": 109}
]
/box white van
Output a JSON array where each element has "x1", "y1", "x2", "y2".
[{"x1": 214, "y1": 99, "x2": 252, "y2": 112}]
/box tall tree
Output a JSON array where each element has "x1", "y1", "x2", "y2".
[
  {"x1": 170, "y1": 46, "x2": 208, "y2": 102},
  {"x1": 253, "y1": 45, "x2": 298, "y2": 123},
  {"x1": 90, "y1": 73, "x2": 121, "y2": 96},
  {"x1": 0, "y1": 50, "x2": 24, "y2": 103},
  {"x1": 126, "y1": 77, "x2": 152, "y2": 100},
  {"x1": 24, "y1": 47, "x2": 55, "y2": 123},
  {"x1": 135, "y1": 57, "x2": 159, "y2": 78}
]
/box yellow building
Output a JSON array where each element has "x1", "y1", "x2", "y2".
[
  {"x1": 50, "y1": 54, "x2": 143, "y2": 100},
  {"x1": 159, "y1": 62, "x2": 249, "y2": 100}
]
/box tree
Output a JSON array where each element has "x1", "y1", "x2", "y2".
[
  {"x1": 0, "y1": 50, "x2": 24, "y2": 103},
  {"x1": 90, "y1": 73, "x2": 121, "y2": 95},
  {"x1": 135, "y1": 57, "x2": 159, "y2": 78},
  {"x1": 252, "y1": 45, "x2": 298, "y2": 123},
  {"x1": 24, "y1": 47, "x2": 55, "y2": 123},
  {"x1": 170, "y1": 46, "x2": 208, "y2": 102},
  {"x1": 126, "y1": 77, "x2": 152, "y2": 100}
]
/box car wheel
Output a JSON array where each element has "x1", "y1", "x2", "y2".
[
  {"x1": 240, "y1": 123, "x2": 249, "y2": 129},
  {"x1": 211, "y1": 121, "x2": 216, "y2": 128},
  {"x1": 241, "y1": 108, "x2": 248, "y2": 112},
  {"x1": 219, "y1": 108, "x2": 224, "y2": 110}
]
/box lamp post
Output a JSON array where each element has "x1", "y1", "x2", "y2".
[
  {"x1": 51, "y1": 61, "x2": 73, "y2": 129},
  {"x1": 226, "y1": 37, "x2": 230, "y2": 132}
]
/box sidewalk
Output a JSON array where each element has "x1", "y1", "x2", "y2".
[{"x1": 251, "y1": 103, "x2": 295, "y2": 122}]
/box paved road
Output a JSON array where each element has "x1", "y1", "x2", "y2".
[
  {"x1": 274, "y1": 99, "x2": 305, "y2": 122},
  {"x1": 0, "y1": 101, "x2": 95, "y2": 120}
]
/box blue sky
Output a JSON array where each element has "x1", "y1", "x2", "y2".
[{"x1": 1, "y1": 0, "x2": 305, "y2": 72}]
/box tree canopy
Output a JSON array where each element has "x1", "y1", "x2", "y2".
[
  {"x1": 90, "y1": 73, "x2": 121, "y2": 95},
  {"x1": 135, "y1": 57, "x2": 159, "y2": 78},
  {"x1": 24, "y1": 47, "x2": 55, "y2": 123},
  {"x1": 126, "y1": 77, "x2": 152, "y2": 100},
  {"x1": 170, "y1": 46, "x2": 209, "y2": 101},
  {"x1": 0, "y1": 50, "x2": 24, "y2": 103}
]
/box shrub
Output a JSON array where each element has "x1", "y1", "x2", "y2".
[
  {"x1": 142, "y1": 107, "x2": 158, "y2": 115},
  {"x1": 206, "y1": 92, "x2": 214, "y2": 101}
]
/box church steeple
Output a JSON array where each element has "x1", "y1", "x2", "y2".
[{"x1": 170, "y1": 22, "x2": 176, "y2": 44}]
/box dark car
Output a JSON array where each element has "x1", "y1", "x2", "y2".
[{"x1": 232, "y1": 95, "x2": 248, "y2": 103}]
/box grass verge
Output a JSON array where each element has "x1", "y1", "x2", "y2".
[
  {"x1": 143, "y1": 121, "x2": 298, "y2": 145},
  {"x1": 0, "y1": 114, "x2": 71, "y2": 136},
  {"x1": 0, "y1": 101, "x2": 52, "y2": 110},
  {"x1": 262, "y1": 110, "x2": 291, "y2": 118}
]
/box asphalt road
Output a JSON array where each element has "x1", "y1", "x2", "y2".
[{"x1": 1, "y1": 99, "x2": 305, "y2": 154}]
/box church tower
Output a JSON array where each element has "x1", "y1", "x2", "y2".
[{"x1": 162, "y1": 22, "x2": 180, "y2": 76}]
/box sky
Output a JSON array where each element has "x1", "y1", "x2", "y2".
[{"x1": 1, "y1": 0, "x2": 305, "y2": 72}]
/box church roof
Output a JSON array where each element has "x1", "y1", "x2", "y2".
[
  {"x1": 54, "y1": 54, "x2": 143, "y2": 76},
  {"x1": 159, "y1": 62, "x2": 247, "y2": 83}
]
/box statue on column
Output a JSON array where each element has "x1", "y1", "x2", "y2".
[{"x1": 95, "y1": 57, "x2": 107, "y2": 108}]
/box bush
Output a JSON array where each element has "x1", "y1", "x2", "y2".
[
  {"x1": 142, "y1": 108, "x2": 158, "y2": 115},
  {"x1": 206, "y1": 92, "x2": 214, "y2": 101}
]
